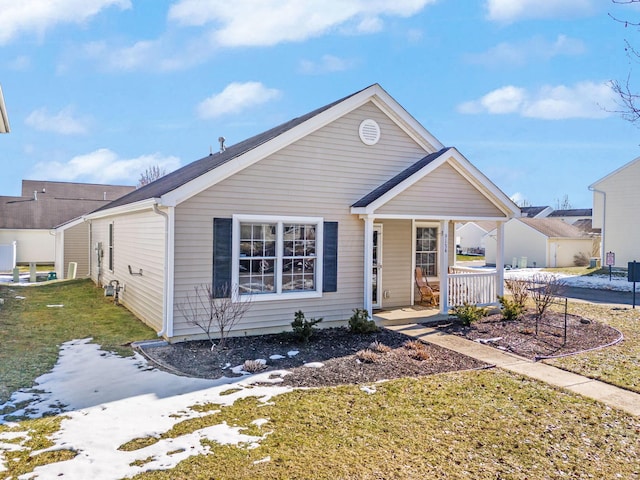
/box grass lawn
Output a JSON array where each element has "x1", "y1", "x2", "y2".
[
  {"x1": 546, "y1": 302, "x2": 640, "y2": 394},
  {"x1": 1, "y1": 281, "x2": 639, "y2": 479},
  {"x1": 128, "y1": 372, "x2": 638, "y2": 479},
  {"x1": 0, "y1": 279, "x2": 155, "y2": 404}
]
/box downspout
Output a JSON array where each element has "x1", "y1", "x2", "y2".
[
  {"x1": 153, "y1": 203, "x2": 170, "y2": 338},
  {"x1": 588, "y1": 186, "x2": 606, "y2": 265}
]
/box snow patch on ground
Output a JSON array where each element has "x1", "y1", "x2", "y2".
[
  {"x1": 504, "y1": 268, "x2": 634, "y2": 292},
  {"x1": 0, "y1": 338, "x2": 291, "y2": 479}
]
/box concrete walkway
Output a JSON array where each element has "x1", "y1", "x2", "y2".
[{"x1": 386, "y1": 323, "x2": 640, "y2": 417}]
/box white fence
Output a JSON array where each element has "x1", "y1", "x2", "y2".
[
  {"x1": 447, "y1": 268, "x2": 498, "y2": 307},
  {"x1": 0, "y1": 242, "x2": 16, "y2": 272}
]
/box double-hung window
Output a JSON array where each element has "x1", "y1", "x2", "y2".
[
  {"x1": 233, "y1": 215, "x2": 323, "y2": 300},
  {"x1": 415, "y1": 226, "x2": 438, "y2": 277}
]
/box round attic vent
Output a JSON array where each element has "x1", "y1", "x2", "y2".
[{"x1": 359, "y1": 119, "x2": 380, "y2": 145}]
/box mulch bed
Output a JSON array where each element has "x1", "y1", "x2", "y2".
[
  {"x1": 140, "y1": 328, "x2": 488, "y2": 388},
  {"x1": 139, "y1": 311, "x2": 622, "y2": 388},
  {"x1": 435, "y1": 310, "x2": 623, "y2": 360}
]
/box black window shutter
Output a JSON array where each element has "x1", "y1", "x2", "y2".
[
  {"x1": 212, "y1": 218, "x2": 233, "y2": 298},
  {"x1": 323, "y1": 221, "x2": 338, "y2": 292}
]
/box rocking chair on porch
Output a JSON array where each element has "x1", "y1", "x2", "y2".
[{"x1": 415, "y1": 267, "x2": 440, "y2": 306}]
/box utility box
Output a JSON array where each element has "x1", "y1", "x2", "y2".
[{"x1": 628, "y1": 261, "x2": 640, "y2": 282}]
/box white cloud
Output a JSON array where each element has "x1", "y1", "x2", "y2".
[
  {"x1": 485, "y1": 0, "x2": 596, "y2": 23},
  {"x1": 457, "y1": 82, "x2": 617, "y2": 120},
  {"x1": 0, "y1": 0, "x2": 131, "y2": 45},
  {"x1": 465, "y1": 35, "x2": 586, "y2": 68},
  {"x1": 8, "y1": 55, "x2": 31, "y2": 71},
  {"x1": 25, "y1": 107, "x2": 90, "y2": 135},
  {"x1": 169, "y1": 0, "x2": 435, "y2": 47},
  {"x1": 29, "y1": 149, "x2": 181, "y2": 184},
  {"x1": 299, "y1": 54, "x2": 356, "y2": 75},
  {"x1": 197, "y1": 82, "x2": 282, "y2": 119}
]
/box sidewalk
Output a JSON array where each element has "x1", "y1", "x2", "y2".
[{"x1": 386, "y1": 323, "x2": 640, "y2": 417}]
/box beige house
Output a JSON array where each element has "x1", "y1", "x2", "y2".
[
  {"x1": 84, "y1": 84, "x2": 519, "y2": 342},
  {"x1": 591, "y1": 157, "x2": 640, "y2": 267},
  {"x1": 484, "y1": 217, "x2": 596, "y2": 268}
]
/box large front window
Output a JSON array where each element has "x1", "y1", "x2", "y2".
[
  {"x1": 416, "y1": 226, "x2": 437, "y2": 277},
  {"x1": 234, "y1": 216, "x2": 322, "y2": 299}
]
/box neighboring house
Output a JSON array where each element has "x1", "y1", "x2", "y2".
[
  {"x1": 0, "y1": 180, "x2": 134, "y2": 274},
  {"x1": 0, "y1": 84, "x2": 9, "y2": 133},
  {"x1": 547, "y1": 208, "x2": 592, "y2": 226},
  {"x1": 83, "y1": 84, "x2": 519, "y2": 342},
  {"x1": 455, "y1": 220, "x2": 495, "y2": 254},
  {"x1": 484, "y1": 217, "x2": 596, "y2": 268},
  {"x1": 520, "y1": 206, "x2": 553, "y2": 218},
  {"x1": 591, "y1": 157, "x2": 640, "y2": 267}
]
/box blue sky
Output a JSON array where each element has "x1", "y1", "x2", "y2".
[{"x1": 1, "y1": 0, "x2": 639, "y2": 208}]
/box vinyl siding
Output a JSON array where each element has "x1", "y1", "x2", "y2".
[
  {"x1": 90, "y1": 210, "x2": 165, "y2": 332},
  {"x1": 593, "y1": 160, "x2": 640, "y2": 266},
  {"x1": 172, "y1": 102, "x2": 431, "y2": 339},
  {"x1": 376, "y1": 162, "x2": 503, "y2": 217},
  {"x1": 63, "y1": 222, "x2": 89, "y2": 278},
  {"x1": 0, "y1": 229, "x2": 55, "y2": 264},
  {"x1": 378, "y1": 219, "x2": 412, "y2": 308}
]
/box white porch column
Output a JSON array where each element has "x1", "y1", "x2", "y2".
[
  {"x1": 363, "y1": 216, "x2": 374, "y2": 315},
  {"x1": 439, "y1": 219, "x2": 449, "y2": 314},
  {"x1": 496, "y1": 221, "x2": 505, "y2": 298}
]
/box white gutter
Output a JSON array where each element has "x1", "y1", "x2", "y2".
[{"x1": 152, "y1": 202, "x2": 170, "y2": 338}]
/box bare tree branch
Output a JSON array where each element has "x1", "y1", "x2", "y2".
[{"x1": 176, "y1": 284, "x2": 253, "y2": 350}]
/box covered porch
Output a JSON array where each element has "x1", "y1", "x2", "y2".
[
  {"x1": 360, "y1": 217, "x2": 506, "y2": 318},
  {"x1": 349, "y1": 147, "x2": 519, "y2": 319}
]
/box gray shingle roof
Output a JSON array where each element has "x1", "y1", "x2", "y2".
[
  {"x1": 548, "y1": 208, "x2": 592, "y2": 217},
  {"x1": 520, "y1": 206, "x2": 550, "y2": 217},
  {"x1": 0, "y1": 181, "x2": 135, "y2": 229},
  {"x1": 351, "y1": 148, "x2": 450, "y2": 208},
  {"x1": 94, "y1": 86, "x2": 370, "y2": 213},
  {"x1": 519, "y1": 217, "x2": 589, "y2": 238}
]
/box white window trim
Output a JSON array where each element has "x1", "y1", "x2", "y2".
[
  {"x1": 232, "y1": 214, "x2": 324, "y2": 302},
  {"x1": 413, "y1": 221, "x2": 439, "y2": 278}
]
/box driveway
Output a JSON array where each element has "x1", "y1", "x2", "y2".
[{"x1": 563, "y1": 286, "x2": 637, "y2": 306}]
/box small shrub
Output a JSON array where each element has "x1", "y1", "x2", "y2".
[
  {"x1": 504, "y1": 278, "x2": 529, "y2": 307},
  {"x1": 403, "y1": 340, "x2": 430, "y2": 360},
  {"x1": 291, "y1": 310, "x2": 322, "y2": 343},
  {"x1": 348, "y1": 308, "x2": 378, "y2": 333},
  {"x1": 573, "y1": 251, "x2": 589, "y2": 267},
  {"x1": 451, "y1": 302, "x2": 488, "y2": 327},
  {"x1": 403, "y1": 340, "x2": 426, "y2": 351},
  {"x1": 369, "y1": 341, "x2": 391, "y2": 353},
  {"x1": 242, "y1": 359, "x2": 267, "y2": 373},
  {"x1": 497, "y1": 295, "x2": 525, "y2": 321},
  {"x1": 409, "y1": 349, "x2": 431, "y2": 361},
  {"x1": 355, "y1": 349, "x2": 380, "y2": 363}
]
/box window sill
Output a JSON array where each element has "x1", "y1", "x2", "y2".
[{"x1": 241, "y1": 290, "x2": 322, "y2": 303}]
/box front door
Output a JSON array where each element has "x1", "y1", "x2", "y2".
[{"x1": 372, "y1": 225, "x2": 382, "y2": 308}]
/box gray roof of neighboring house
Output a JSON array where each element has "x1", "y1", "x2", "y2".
[
  {"x1": 548, "y1": 208, "x2": 592, "y2": 218},
  {"x1": 572, "y1": 218, "x2": 595, "y2": 233},
  {"x1": 0, "y1": 180, "x2": 135, "y2": 229},
  {"x1": 94, "y1": 87, "x2": 368, "y2": 213},
  {"x1": 520, "y1": 206, "x2": 550, "y2": 217},
  {"x1": 519, "y1": 217, "x2": 590, "y2": 238},
  {"x1": 351, "y1": 148, "x2": 450, "y2": 208}
]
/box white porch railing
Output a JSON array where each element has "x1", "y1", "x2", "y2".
[{"x1": 447, "y1": 267, "x2": 498, "y2": 307}]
